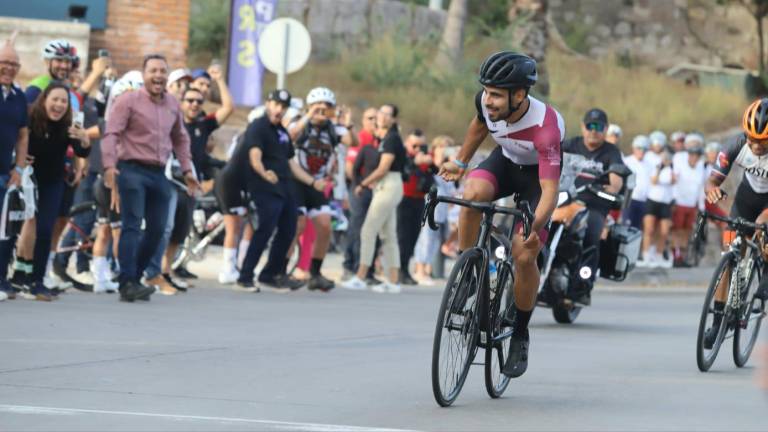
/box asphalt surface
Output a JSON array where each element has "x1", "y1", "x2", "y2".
[{"x1": 1, "y1": 262, "x2": 766, "y2": 431}]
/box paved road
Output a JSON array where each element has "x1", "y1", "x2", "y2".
[{"x1": 0, "y1": 275, "x2": 765, "y2": 431}]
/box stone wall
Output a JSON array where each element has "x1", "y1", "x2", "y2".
[
  {"x1": 549, "y1": 0, "x2": 758, "y2": 71},
  {"x1": 277, "y1": 0, "x2": 447, "y2": 57},
  {"x1": 0, "y1": 17, "x2": 90, "y2": 82}
]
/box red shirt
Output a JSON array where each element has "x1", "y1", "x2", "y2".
[
  {"x1": 346, "y1": 129, "x2": 377, "y2": 164},
  {"x1": 403, "y1": 150, "x2": 432, "y2": 199}
]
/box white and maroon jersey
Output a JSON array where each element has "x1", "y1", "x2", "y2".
[
  {"x1": 475, "y1": 91, "x2": 565, "y2": 180},
  {"x1": 711, "y1": 133, "x2": 768, "y2": 193}
]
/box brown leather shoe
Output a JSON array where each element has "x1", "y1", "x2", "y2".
[{"x1": 145, "y1": 275, "x2": 177, "y2": 296}]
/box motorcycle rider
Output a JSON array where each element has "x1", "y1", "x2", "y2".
[{"x1": 559, "y1": 108, "x2": 626, "y2": 306}]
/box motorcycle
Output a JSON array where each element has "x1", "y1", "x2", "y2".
[{"x1": 536, "y1": 154, "x2": 640, "y2": 324}]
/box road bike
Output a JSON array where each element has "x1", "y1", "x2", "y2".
[
  {"x1": 422, "y1": 188, "x2": 532, "y2": 407},
  {"x1": 696, "y1": 212, "x2": 767, "y2": 372}
]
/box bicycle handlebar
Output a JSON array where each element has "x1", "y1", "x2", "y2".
[
  {"x1": 702, "y1": 211, "x2": 768, "y2": 233},
  {"x1": 421, "y1": 187, "x2": 534, "y2": 239}
]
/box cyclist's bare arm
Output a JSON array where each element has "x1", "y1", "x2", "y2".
[
  {"x1": 439, "y1": 117, "x2": 487, "y2": 181},
  {"x1": 533, "y1": 178, "x2": 558, "y2": 234},
  {"x1": 706, "y1": 176, "x2": 726, "y2": 204}
]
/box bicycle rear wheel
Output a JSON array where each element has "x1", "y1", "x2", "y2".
[
  {"x1": 733, "y1": 259, "x2": 766, "y2": 367},
  {"x1": 697, "y1": 253, "x2": 734, "y2": 372},
  {"x1": 485, "y1": 261, "x2": 513, "y2": 399},
  {"x1": 432, "y1": 249, "x2": 483, "y2": 407}
]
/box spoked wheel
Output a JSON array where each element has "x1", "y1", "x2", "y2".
[
  {"x1": 697, "y1": 253, "x2": 734, "y2": 372},
  {"x1": 432, "y1": 249, "x2": 483, "y2": 407},
  {"x1": 733, "y1": 260, "x2": 766, "y2": 367},
  {"x1": 485, "y1": 261, "x2": 513, "y2": 399}
]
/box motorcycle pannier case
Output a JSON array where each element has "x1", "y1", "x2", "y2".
[{"x1": 599, "y1": 224, "x2": 641, "y2": 281}]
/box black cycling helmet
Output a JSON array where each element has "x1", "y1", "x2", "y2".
[{"x1": 478, "y1": 51, "x2": 538, "y2": 89}]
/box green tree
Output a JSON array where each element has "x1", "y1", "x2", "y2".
[{"x1": 189, "y1": 0, "x2": 230, "y2": 60}]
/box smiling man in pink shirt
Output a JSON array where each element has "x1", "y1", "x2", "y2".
[{"x1": 101, "y1": 54, "x2": 199, "y2": 302}]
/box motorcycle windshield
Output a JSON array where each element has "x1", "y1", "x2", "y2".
[{"x1": 559, "y1": 153, "x2": 590, "y2": 195}]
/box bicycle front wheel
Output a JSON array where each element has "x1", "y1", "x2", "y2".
[
  {"x1": 432, "y1": 249, "x2": 483, "y2": 407},
  {"x1": 733, "y1": 258, "x2": 766, "y2": 367},
  {"x1": 485, "y1": 261, "x2": 513, "y2": 399},
  {"x1": 697, "y1": 252, "x2": 734, "y2": 372}
]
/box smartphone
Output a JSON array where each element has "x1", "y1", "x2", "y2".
[
  {"x1": 72, "y1": 111, "x2": 84, "y2": 128},
  {"x1": 98, "y1": 49, "x2": 110, "y2": 58}
]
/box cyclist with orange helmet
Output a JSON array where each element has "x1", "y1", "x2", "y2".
[{"x1": 704, "y1": 98, "x2": 768, "y2": 347}]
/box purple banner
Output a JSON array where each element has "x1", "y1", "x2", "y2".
[{"x1": 227, "y1": 0, "x2": 278, "y2": 107}]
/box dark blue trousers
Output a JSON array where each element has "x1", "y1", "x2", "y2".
[
  {"x1": 238, "y1": 189, "x2": 297, "y2": 283},
  {"x1": 116, "y1": 162, "x2": 172, "y2": 283}
]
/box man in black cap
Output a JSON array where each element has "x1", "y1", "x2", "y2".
[
  {"x1": 235, "y1": 89, "x2": 317, "y2": 292},
  {"x1": 561, "y1": 108, "x2": 626, "y2": 305}
]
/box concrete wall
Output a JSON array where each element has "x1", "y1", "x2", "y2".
[
  {"x1": 277, "y1": 0, "x2": 447, "y2": 57},
  {"x1": 0, "y1": 17, "x2": 90, "y2": 83}
]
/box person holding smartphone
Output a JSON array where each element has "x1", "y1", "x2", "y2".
[{"x1": 26, "y1": 82, "x2": 90, "y2": 301}]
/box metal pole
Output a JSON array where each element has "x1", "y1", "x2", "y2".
[{"x1": 278, "y1": 21, "x2": 290, "y2": 89}]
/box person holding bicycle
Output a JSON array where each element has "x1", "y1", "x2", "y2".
[
  {"x1": 438, "y1": 51, "x2": 564, "y2": 378},
  {"x1": 705, "y1": 98, "x2": 768, "y2": 348}
]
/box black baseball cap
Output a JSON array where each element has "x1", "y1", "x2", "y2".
[
  {"x1": 583, "y1": 108, "x2": 608, "y2": 127},
  {"x1": 267, "y1": 89, "x2": 292, "y2": 106}
]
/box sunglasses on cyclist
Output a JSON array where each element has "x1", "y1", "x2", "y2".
[
  {"x1": 748, "y1": 137, "x2": 768, "y2": 147},
  {"x1": 586, "y1": 122, "x2": 606, "y2": 133}
]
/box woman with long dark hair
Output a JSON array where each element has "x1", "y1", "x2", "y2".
[{"x1": 27, "y1": 82, "x2": 90, "y2": 301}]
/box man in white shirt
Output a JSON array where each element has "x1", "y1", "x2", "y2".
[
  {"x1": 671, "y1": 134, "x2": 705, "y2": 265},
  {"x1": 623, "y1": 135, "x2": 650, "y2": 229}
]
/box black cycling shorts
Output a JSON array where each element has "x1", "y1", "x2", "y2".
[
  {"x1": 93, "y1": 176, "x2": 120, "y2": 227},
  {"x1": 730, "y1": 180, "x2": 768, "y2": 222},
  {"x1": 293, "y1": 179, "x2": 332, "y2": 216},
  {"x1": 466, "y1": 146, "x2": 542, "y2": 208},
  {"x1": 645, "y1": 199, "x2": 672, "y2": 219},
  {"x1": 214, "y1": 169, "x2": 245, "y2": 215}
]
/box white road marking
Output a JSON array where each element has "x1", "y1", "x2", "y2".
[{"x1": 0, "y1": 404, "x2": 417, "y2": 432}]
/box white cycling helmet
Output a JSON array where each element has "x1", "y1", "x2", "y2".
[
  {"x1": 607, "y1": 123, "x2": 623, "y2": 138},
  {"x1": 649, "y1": 130, "x2": 667, "y2": 147},
  {"x1": 684, "y1": 133, "x2": 705, "y2": 149},
  {"x1": 706, "y1": 141, "x2": 722, "y2": 153},
  {"x1": 306, "y1": 87, "x2": 336, "y2": 106},
  {"x1": 105, "y1": 71, "x2": 144, "y2": 121},
  {"x1": 631, "y1": 135, "x2": 650, "y2": 150},
  {"x1": 670, "y1": 131, "x2": 686, "y2": 142},
  {"x1": 42, "y1": 39, "x2": 75, "y2": 60}
]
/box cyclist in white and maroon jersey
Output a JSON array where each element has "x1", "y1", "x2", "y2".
[{"x1": 439, "y1": 51, "x2": 565, "y2": 379}]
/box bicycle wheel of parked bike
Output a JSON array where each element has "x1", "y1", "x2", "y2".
[
  {"x1": 485, "y1": 260, "x2": 513, "y2": 399},
  {"x1": 432, "y1": 248, "x2": 483, "y2": 407},
  {"x1": 733, "y1": 258, "x2": 766, "y2": 367},
  {"x1": 686, "y1": 214, "x2": 708, "y2": 267},
  {"x1": 697, "y1": 252, "x2": 734, "y2": 372}
]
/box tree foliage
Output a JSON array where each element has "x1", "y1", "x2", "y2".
[{"x1": 189, "y1": 0, "x2": 230, "y2": 60}]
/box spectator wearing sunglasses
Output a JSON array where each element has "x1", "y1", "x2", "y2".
[{"x1": 561, "y1": 108, "x2": 626, "y2": 305}]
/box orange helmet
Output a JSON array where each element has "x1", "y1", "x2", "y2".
[{"x1": 743, "y1": 98, "x2": 768, "y2": 141}]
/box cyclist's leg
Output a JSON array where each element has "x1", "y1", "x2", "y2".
[
  {"x1": 309, "y1": 208, "x2": 332, "y2": 275},
  {"x1": 458, "y1": 148, "x2": 508, "y2": 250}
]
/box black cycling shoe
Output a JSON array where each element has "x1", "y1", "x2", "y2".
[
  {"x1": 502, "y1": 329, "x2": 530, "y2": 378},
  {"x1": 308, "y1": 274, "x2": 335, "y2": 292},
  {"x1": 174, "y1": 266, "x2": 198, "y2": 280},
  {"x1": 703, "y1": 327, "x2": 719, "y2": 350}
]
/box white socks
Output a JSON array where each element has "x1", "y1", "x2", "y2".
[
  {"x1": 223, "y1": 247, "x2": 237, "y2": 273},
  {"x1": 237, "y1": 240, "x2": 250, "y2": 269},
  {"x1": 92, "y1": 256, "x2": 110, "y2": 283}
]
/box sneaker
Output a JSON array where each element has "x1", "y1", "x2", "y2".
[
  {"x1": 233, "y1": 279, "x2": 260, "y2": 293},
  {"x1": 0, "y1": 280, "x2": 15, "y2": 300},
  {"x1": 119, "y1": 280, "x2": 155, "y2": 302},
  {"x1": 145, "y1": 275, "x2": 177, "y2": 296},
  {"x1": 659, "y1": 255, "x2": 674, "y2": 269},
  {"x1": 44, "y1": 273, "x2": 73, "y2": 292},
  {"x1": 31, "y1": 283, "x2": 54, "y2": 302},
  {"x1": 0, "y1": 290, "x2": 6, "y2": 301},
  {"x1": 371, "y1": 281, "x2": 402, "y2": 294},
  {"x1": 365, "y1": 275, "x2": 384, "y2": 286},
  {"x1": 417, "y1": 275, "x2": 435, "y2": 286},
  {"x1": 73, "y1": 271, "x2": 95, "y2": 286},
  {"x1": 260, "y1": 274, "x2": 304, "y2": 291},
  {"x1": 93, "y1": 279, "x2": 119, "y2": 294},
  {"x1": 173, "y1": 266, "x2": 198, "y2": 279},
  {"x1": 308, "y1": 274, "x2": 335, "y2": 292},
  {"x1": 163, "y1": 274, "x2": 187, "y2": 292},
  {"x1": 399, "y1": 271, "x2": 418, "y2": 286},
  {"x1": 341, "y1": 276, "x2": 367, "y2": 291},
  {"x1": 218, "y1": 269, "x2": 240, "y2": 285},
  {"x1": 259, "y1": 278, "x2": 291, "y2": 293},
  {"x1": 341, "y1": 268, "x2": 355, "y2": 282},
  {"x1": 502, "y1": 329, "x2": 530, "y2": 378},
  {"x1": 9, "y1": 271, "x2": 28, "y2": 291},
  {"x1": 703, "y1": 327, "x2": 718, "y2": 350}
]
